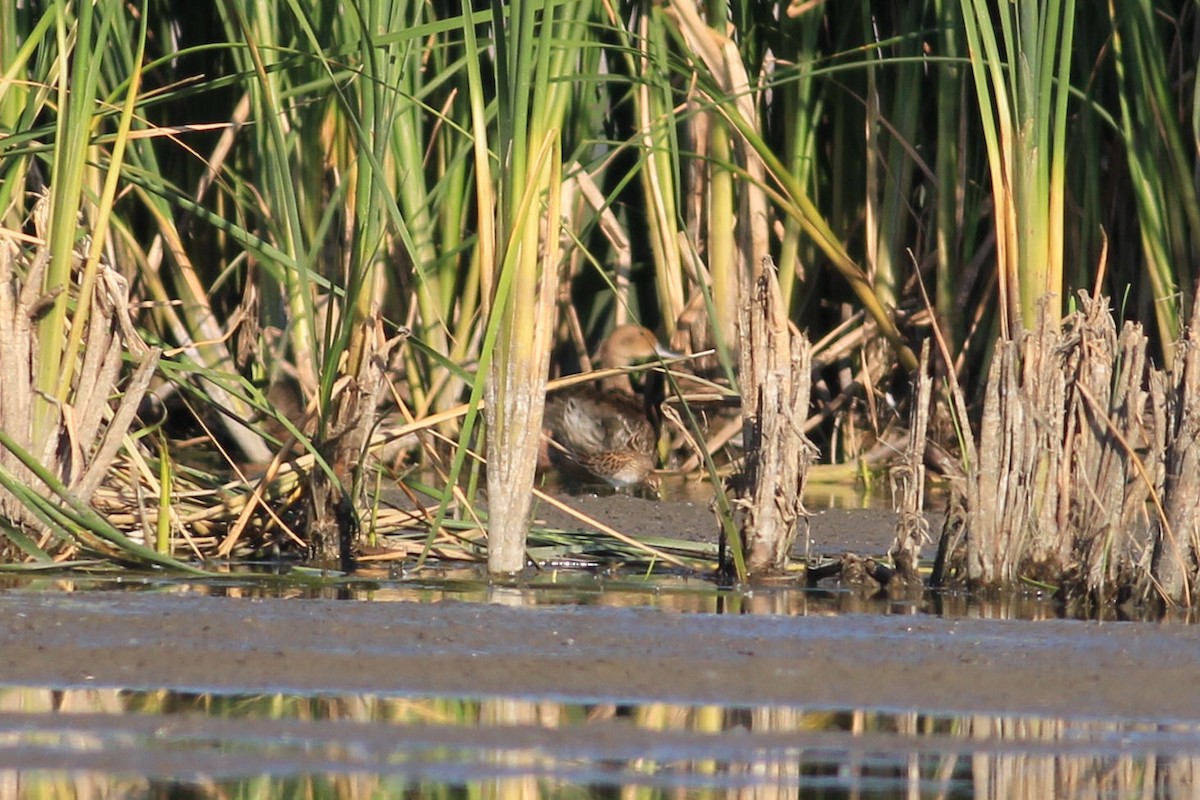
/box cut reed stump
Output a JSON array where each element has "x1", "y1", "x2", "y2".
[
  {"x1": 887, "y1": 341, "x2": 933, "y2": 594},
  {"x1": 930, "y1": 293, "x2": 1193, "y2": 607},
  {"x1": 0, "y1": 201, "x2": 161, "y2": 564},
  {"x1": 304, "y1": 316, "x2": 407, "y2": 571},
  {"x1": 1150, "y1": 304, "x2": 1200, "y2": 605},
  {"x1": 727, "y1": 257, "x2": 815, "y2": 577}
]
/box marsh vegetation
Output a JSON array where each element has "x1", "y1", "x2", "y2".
[{"x1": 4, "y1": 1, "x2": 1200, "y2": 606}]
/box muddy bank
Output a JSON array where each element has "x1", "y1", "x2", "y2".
[
  {"x1": 1, "y1": 592, "x2": 1197, "y2": 721},
  {"x1": 532, "y1": 491, "x2": 935, "y2": 557}
]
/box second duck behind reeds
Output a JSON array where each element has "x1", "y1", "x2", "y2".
[{"x1": 544, "y1": 325, "x2": 674, "y2": 489}]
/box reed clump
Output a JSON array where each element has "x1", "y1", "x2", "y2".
[
  {"x1": 0, "y1": 198, "x2": 169, "y2": 568},
  {"x1": 930, "y1": 293, "x2": 1198, "y2": 608},
  {"x1": 7, "y1": 1, "x2": 1200, "y2": 607}
]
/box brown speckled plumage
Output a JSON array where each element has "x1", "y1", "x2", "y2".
[
  {"x1": 544, "y1": 389, "x2": 657, "y2": 487},
  {"x1": 543, "y1": 325, "x2": 673, "y2": 489}
]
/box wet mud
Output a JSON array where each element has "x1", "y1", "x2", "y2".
[
  {"x1": 3, "y1": 502, "x2": 1199, "y2": 794},
  {"x1": 533, "y1": 488, "x2": 926, "y2": 557},
  {"x1": 1, "y1": 582, "x2": 1198, "y2": 721}
]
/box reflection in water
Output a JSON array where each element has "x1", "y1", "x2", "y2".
[
  {"x1": 0, "y1": 568, "x2": 1100, "y2": 621},
  {"x1": 1, "y1": 685, "x2": 1197, "y2": 798}
]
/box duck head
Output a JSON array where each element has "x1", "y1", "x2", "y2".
[{"x1": 595, "y1": 324, "x2": 679, "y2": 393}]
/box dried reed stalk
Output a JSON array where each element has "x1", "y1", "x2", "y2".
[
  {"x1": 1150, "y1": 301, "x2": 1200, "y2": 604},
  {"x1": 304, "y1": 316, "x2": 407, "y2": 569},
  {"x1": 0, "y1": 206, "x2": 161, "y2": 551},
  {"x1": 731, "y1": 257, "x2": 815, "y2": 575},
  {"x1": 888, "y1": 340, "x2": 931, "y2": 591},
  {"x1": 667, "y1": 0, "x2": 771, "y2": 347},
  {"x1": 934, "y1": 293, "x2": 1164, "y2": 601}
]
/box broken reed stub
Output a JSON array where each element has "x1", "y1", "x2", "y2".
[{"x1": 731, "y1": 257, "x2": 815, "y2": 576}]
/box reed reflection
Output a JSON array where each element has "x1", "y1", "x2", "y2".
[{"x1": 1, "y1": 686, "x2": 1196, "y2": 798}]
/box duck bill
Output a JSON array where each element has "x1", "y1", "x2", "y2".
[{"x1": 652, "y1": 343, "x2": 685, "y2": 361}]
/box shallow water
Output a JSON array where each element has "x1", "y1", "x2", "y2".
[
  {"x1": 0, "y1": 488, "x2": 1179, "y2": 797},
  {"x1": 0, "y1": 581, "x2": 1198, "y2": 798},
  {"x1": 0, "y1": 565, "x2": 1073, "y2": 621},
  {"x1": 4, "y1": 683, "x2": 1198, "y2": 798}
]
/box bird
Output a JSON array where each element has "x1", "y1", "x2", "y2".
[{"x1": 543, "y1": 325, "x2": 675, "y2": 490}]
